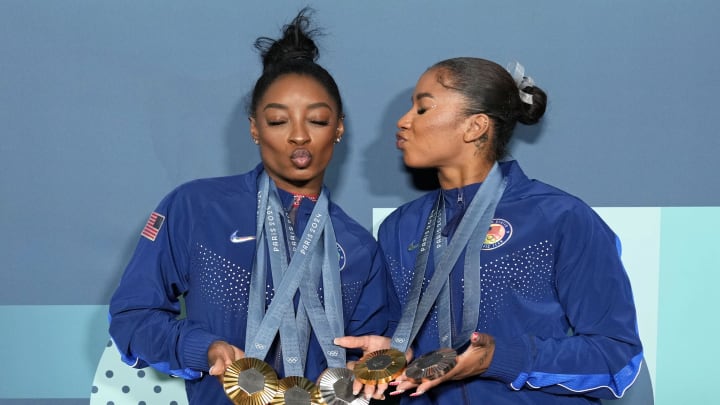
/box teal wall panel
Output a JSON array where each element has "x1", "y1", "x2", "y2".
[
  {"x1": 655, "y1": 207, "x2": 720, "y2": 403},
  {"x1": 0, "y1": 306, "x2": 108, "y2": 398}
]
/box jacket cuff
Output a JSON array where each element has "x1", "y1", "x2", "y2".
[
  {"x1": 181, "y1": 328, "x2": 224, "y2": 371},
  {"x1": 482, "y1": 336, "x2": 528, "y2": 384}
]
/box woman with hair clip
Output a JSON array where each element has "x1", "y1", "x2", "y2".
[
  {"x1": 108, "y1": 9, "x2": 392, "y2": 404},
  {"x1": 365, "y1": 58, "x2": 644, "y2": 404}
]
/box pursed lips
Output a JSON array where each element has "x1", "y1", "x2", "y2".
[{"x1": 396, "y1": 133, "x2": 407, "y2": 148}]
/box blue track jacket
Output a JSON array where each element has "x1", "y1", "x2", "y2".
[
  {"x1": 109, "y1": 164, "x2": 392, "y2": 404},
  {"x1": 378, "y1": 160, "x2": 644, "y2": 405}
]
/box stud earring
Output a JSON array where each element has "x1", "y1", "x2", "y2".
[
  {"x1": 335, "y1": 138, "x2": 342, "y2": 144},
  {"x1": 252, "y1": 138, "x2": 259, "y2": 145}
]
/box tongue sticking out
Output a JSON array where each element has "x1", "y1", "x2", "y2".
[{"x1": 291, "y1": 149, "x2": 312, "y2": 169}]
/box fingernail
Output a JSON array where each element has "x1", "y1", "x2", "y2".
[
  {"x1": 410, "y1": 390, "x2": 424, "y2": 397},
  {"x1": 352, "y1": 390, "x2": 359, "y2": 396},
  {"x1": 333, "y1": 338, "x2": 339, "y2": 344}
]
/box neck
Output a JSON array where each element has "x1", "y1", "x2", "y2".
[
  {"x1": 437, "y1": 160, "x2": 495, "y2": 190},
  {"x1": 268, "y1": 175, "x2": 323, "y2": 197}
]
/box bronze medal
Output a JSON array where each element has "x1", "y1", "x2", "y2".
[
  {"x1": 270, "y1": 376, "x2": 324, "y2": 405},
  {"x1": 405, "y1": 348, "x2": 456, "y2": 381},
  {"x1": 223, "y1": 358, "x2": 280, "y2": 405},
  {"x1": 317, "y1": 367, "x2": 369, "y2": 405},
  {"x1": 352, "y1": 348, "x2": 406, "y2": 385}
]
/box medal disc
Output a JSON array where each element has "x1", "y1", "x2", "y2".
[
  {"x1": 405, "y1": 348, "x2": 456, "y2": 381},
  {"x1": 352, "y1": 348, "x2": 406, "y2": 385},
  {"x1": 223, "y1": 358, "x2": 280, "y2": 405},
  {"x1": 270, "y1": 376, "x2": 324, "y2": 405},
  {"x1": 317, "y1": 368, "x2": 369, "y2": 405}
]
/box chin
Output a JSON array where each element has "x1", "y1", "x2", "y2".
[{"x1": 402, "y1": 156, "x2": 425, "y2": 169}]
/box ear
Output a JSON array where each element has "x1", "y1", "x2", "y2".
[
  {"x1": 335, "y1": 115, "x2": 345, "y2": 143},
  {"x1": 463, "y1": 113, "x2": 490, "y2": 143},
  {"x1": 249, "y1": 117, "x2": 260, "y2": 144}
]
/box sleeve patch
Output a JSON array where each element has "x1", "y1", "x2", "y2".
[{"x1": 141, "y1": 212, "x2": 165, "y2": 241}]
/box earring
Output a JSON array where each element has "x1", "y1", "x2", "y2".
[
  {"x1": 252, "y1": 138, "x2": 259, "y2": 145},
  {"x1": 334, "y1": 138, "x2": 342, "y2": 144}
]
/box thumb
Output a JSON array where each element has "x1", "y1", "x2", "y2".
[
  {"x1": 334, "y1": 336, "x2": 368, "y2": 350},
  {"x1": 209, "y1": 357, "x2": 227, "y2": 376},
  {"x1": 470, "y1": 332, "x2": 494, "y2": 348},
  {"x1": 232, "y1": 346, "x2": 245, "y2": 360}
]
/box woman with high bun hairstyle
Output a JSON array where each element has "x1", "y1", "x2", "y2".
[
  {"x1": 342, "y1": 58, "x2": 644, "y2": 404},
  {"x1": 109, "y1": 9, "x2": 393, "y2": 404}
]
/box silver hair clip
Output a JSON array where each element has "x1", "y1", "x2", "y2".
[{"x1": 507, "y1": 61, "x2": 535, "y2": 105}]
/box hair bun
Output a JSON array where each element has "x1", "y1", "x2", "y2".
[
  {"x1": 254, "y1": 8, "x2": 321, "y2": 71},
  {"x1": 517, "y1": 85, "x2": 547, "y2": 125}
]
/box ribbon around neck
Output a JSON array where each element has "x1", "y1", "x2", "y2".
[
  {"x1": 391, "y1": 162, "x2": 506, "y2": 352},
  {"x1": 244, "y1": 171, "x2": 346, "y2": 375}
]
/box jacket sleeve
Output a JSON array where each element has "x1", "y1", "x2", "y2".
[
  {"x1": 483, "y1": 203, "x2": 644, "y2": 399},
  {"x1": 108, "y1": 186, "x2": 224, "y2": 379}
]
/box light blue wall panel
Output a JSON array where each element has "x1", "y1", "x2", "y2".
[
  {"x1": 656, "y1": 207, "x2": 720, "y2": 403},
  {"x1": 0, "y1": 306, "x2": 108, "y2": 398}
]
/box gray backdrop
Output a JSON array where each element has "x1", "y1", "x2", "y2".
[{"x1": 2, "y1": 0, "x2": 718, "y2": 403}]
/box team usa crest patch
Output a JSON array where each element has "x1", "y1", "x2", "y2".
[
  {"x1": 141, "y1": 212, "x2": 165, "y2": 241},
  {"x1": 482, "y1": 218, "x2": 512, "y2": 250}
]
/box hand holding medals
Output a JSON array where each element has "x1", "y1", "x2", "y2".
[
  {"x1": 333, "y1": 335, "x2": 403, "y2": 400},
  {"x1": 353, "y1": 348, "x2": 407, "y2": 385},
  {"x1": 389, "y1": 332, "x2": 495, "y2": 398},
  {"x1": 404, "y1": 348, "x2": 457, "y2": 381}
]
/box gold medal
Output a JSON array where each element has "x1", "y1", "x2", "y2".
[
  {"x1": 405, "y1": 348, "x2": 456, "y2": 381},
  {"x1": 223, "y1": 358, "x2": 280, "y2": 405},
  {"x1": 317, "y1": 367, "x2": 369, "y2": 405},
  {"x1": 270, "y1": 376, "x2": 324, "y2": 405},
  {"x1": 352, "y1": 348, "x2": 406, "y2": 385}
]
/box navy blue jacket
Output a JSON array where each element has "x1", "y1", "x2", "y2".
[
  {"x1": 378, "y1": 160, "x2": 643, "y2": 404},
  {"x1": 109, "y1": 164, "x2": 392, "y2": 404}
]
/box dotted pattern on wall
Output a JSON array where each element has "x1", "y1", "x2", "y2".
[{"x1": 90, "y1": 339, "x2": 188, "y2": 405}]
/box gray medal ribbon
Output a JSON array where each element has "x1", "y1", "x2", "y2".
[
  {"x1": 391, "y1": 162, "x2": 506, "y2": 352},
  {"x1": 283, "y1": 191, "x2": 346, "y2": 369},
  {"x1": 298, "y1": 227, "x2": 346, "y2": 368},
  {"x1": 245, "y1": 171, "x2": 345, "y2": 375}
]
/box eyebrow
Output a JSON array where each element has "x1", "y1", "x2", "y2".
[
  {"x1": 262, "y1": 102, "x2": 334, "y2": 112},
  {"x1": 413, "y1": 92, "x2": 435, "y2": 102}
]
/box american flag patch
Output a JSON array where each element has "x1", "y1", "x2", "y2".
[{"x1": 141, "y1": 212, "x2": 165, "y2": 241}]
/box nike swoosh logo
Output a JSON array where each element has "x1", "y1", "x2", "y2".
[
  {"x1": 407, "y1": 241, "x2": 420, "y2": 251},
  {"x1": 230, "y1": 230, "x2": 256, "y2": 244}
]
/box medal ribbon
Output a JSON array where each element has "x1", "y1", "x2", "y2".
[
  {"x1": 244, "y1": 171, "x2": 345, "y2": 375},
  {"x1": 391, "y1": 162, "x2": 506, "y2": 352}
]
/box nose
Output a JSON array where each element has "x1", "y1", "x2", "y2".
[
  {"x1": 288, "y1": 123, "x2": 310, "y2": 145},
  {"x1": 397, "y1": 108, "x2": 412, "y2": 131}
]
